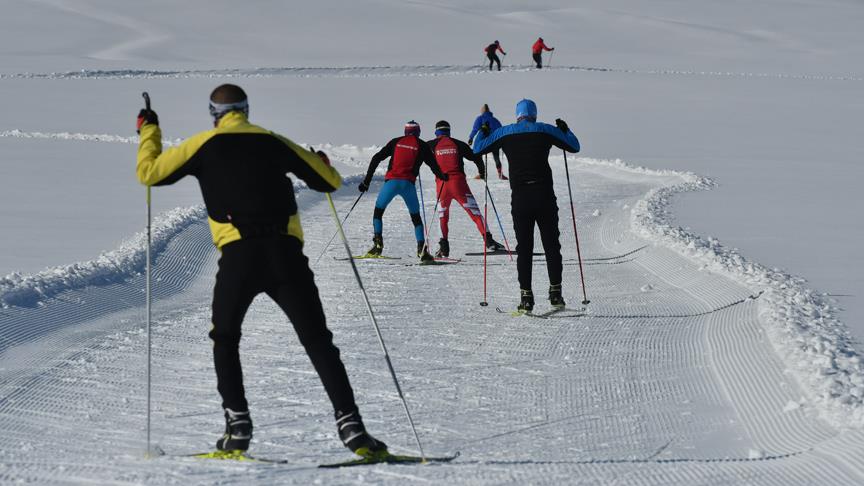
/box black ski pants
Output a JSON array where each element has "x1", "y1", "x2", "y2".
[
  {"x1": 533, "y1": 52, "x2": 543, "y2": 69},
  {"x1": 511, "y1": 184, "x2": 563, "y2": 291},
  {"x1": 487, "y1": 53, "x2": 502, "y2": 71},
  {"x1": 210, "y1": 235, "x2": 356, "y2": 415}
]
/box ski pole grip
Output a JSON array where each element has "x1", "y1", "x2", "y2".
[{"x1": 142, "y1": 92, "x2": 151, "y2": 111}]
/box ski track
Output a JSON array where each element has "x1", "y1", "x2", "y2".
[
  {"x1": 2, "y1": 146, "x2": 864, "y2": 483},
  {"x1": 0, "y1": 64, "x2": 860, "y2": 82}
]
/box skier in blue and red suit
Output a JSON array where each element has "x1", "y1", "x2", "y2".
[
  {"x1": 359, "y1": 121, "x2": 448, "y2": 262},
  {"x1": 473, "y1": 99, "x2": 580, "y2": 312},
  {"x1": 427, "y1": 120, "x2": 505, "y2": 258}
]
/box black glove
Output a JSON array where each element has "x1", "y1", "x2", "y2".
[
  {"x1": 439, "y1": 173, "x2": 449, "y2": 181},
  {"x1": 555, "y1": 118, "x2": 569, "y2": 133},
  {"x1": 358, "y1": 181, "x2": 369, "y2": 193},
  {"x1": 467, "y1": 138, "x2": 473, "y2": 146},
  {"x1": 137, "y1": 109, "x2": 159, "y2": 133},
  {"x1": 316, "y1": 150, "x2": 331, "y2": 166},
  {"x1": 480, "y1": 122, "x2": 491, "y2": 136}
]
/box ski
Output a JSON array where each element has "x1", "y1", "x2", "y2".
[
  {"x1": 319, "y1": 451, "x2": 459, "y2": 468},
  {"x1": 408, "y1": 258, "x2": 461, "y2": 267},
  {"x1": 334, "y1": 255, "x2": 402, "y2": 261},
  {"x1": 495, "y1": 306, "x2": 584, "y2": 319},
  {"x1": 189, "y1": 450, "x2": 288, "y2": 464},
  {"x1": 464, "y1": 251, "x2": 543, "y2": 256}
]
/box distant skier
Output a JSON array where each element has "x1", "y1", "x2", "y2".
[
  {"x1": 136, "y1": 84, "x2": 387, "y2": 456},
  {"x1": 473, "y1": 99, "x2": 580, "y2": 312},
  {"x1": 359, "y1": 121, "x2": 448, "y2": 262},
  {"x1": 532, "y1": 37, "x2": 554, "y2": 69},
  {"x1": 484, "y1": 40, "x2": 506, "y2": 71},
  {"x1": 427, "y1": 120, "x2": 505, "y2": 257},
  {"x1": 468, "y1": 104, "x2": 507, "y2": 180}
]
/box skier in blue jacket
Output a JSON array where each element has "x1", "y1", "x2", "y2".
[
  {"x1": 473, "y1": 99, "x2": 581, "y2": 312},
  {"x1": 468, "y1": 104, "x2": 507, "y2": 180}
]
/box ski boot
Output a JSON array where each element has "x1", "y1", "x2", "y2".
[
  {"x1": 436, "y1": 238, "x2": 450, "y2": 258},
  {"x1": 549, "y1": 283, "x2": 566, "y2": 309},
  {"x1": 497, "y1": 167, "x2": 509, "y2": 180},
  {"x1": 485, "y1": 233, "x2": 505, "y2": 252},
  {"x1": 418, "y1": 241, "x2": 435, "y2": 263},
  {"x1": 366, "y1": 234, "x2": 383, "y2": 257},
  {"x1": 336, "y1": 409, "x2": 388, "y2": 457},
  {"x1": 216, "y1": 408, "x2": 253, "y2": 451},
  {"x1": 517, "y1": 289, "x2": 535, "y2": 313}
]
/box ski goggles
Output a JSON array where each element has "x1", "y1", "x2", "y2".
[{"x1": 209, "y1": 99, "x2": 249, "y2": 123}]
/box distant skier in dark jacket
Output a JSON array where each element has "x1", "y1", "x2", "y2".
[
  {"x1": 532, "y1": 37, "x2": 554, "y2": 68},
  {"x1": 359, "y1": 121, "x2": 448, "y2": 262},
  {"x1": 484, "y1": 40, "x2": 506, "y2": 71},
  {"x1": 136, "y1": 83, "x2": 387, "y2": 456},
  {"x1": 473, "y1": 99, "x2": 580, "y2": 312},
  {"x1": 427, "y1": 120, "x2": 504, "y2": 257},
  {"x1": 468, "y1": 104, "x2": 507, "y2": 180}
]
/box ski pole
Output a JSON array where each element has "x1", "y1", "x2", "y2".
[
  {"x1": 484, "y1": 186, "x2": 513, "y2": 261},
  {"x1": 142, "y1": 91, "x2": 154, "y2": 457},
  {"x1": 313, "y1": 192, "x2": 364, "y2": 266},
  {"x1": 480, "y1": 156, "x2": 489, "y2": 307},
  {"x1": 422, "y1": 182, "x2": 443, "y2": 255},
  {"x1": 326, "y1": 192, "x2": 427, "y2": 461},
  {"x1": 417, "y1": 172, "x2": 429, "y2": 238},
  {"x1": 483, "y1": 176, "x2": 514, "y2": 261},
  {"x1": 548, "y1": 50, "x2": 555, "y2": 68},
  {"x1": 562, "y1": 150, "x2": 590, "y2": 305}
]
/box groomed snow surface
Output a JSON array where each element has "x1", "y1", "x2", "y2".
[
  {"x1": 3, "y1": 148, "x2": 864, "y2": 484},
  {"x1": 2, "y1": 0, "x2": 864, "y2": 484}
]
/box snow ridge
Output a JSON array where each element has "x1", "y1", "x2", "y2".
[
  {"x1": 0, "y1": 141, "x2": 370, "y2": 310},
  {"x1": 576, "y1": 156, "x2": 864, "y2": 427},
  {"x1": 0, "y1": 65, "x2": 859, "y2": 82},
  {"x1": 0, "y1": 129, "x2": 182, "y2": 146},
  {"x1": 0, "y1": 206, "x2": 205, "y2": 309}
]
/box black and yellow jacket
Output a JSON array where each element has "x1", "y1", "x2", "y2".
[{"x1": 137, "y1": 111, "x2": 341, "y2": 249}]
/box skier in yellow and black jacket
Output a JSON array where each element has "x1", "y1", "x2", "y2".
[{"x1": 136, "y1": 83, "x2": 386, "y2": 457}]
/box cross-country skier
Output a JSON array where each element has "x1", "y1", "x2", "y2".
[
  {"x1": 472, "y1": 99, "x2": 580, "y2": 312},
  {"x1": 428, "y1": 120, "x2": 505, "y2": 257},
  {"x1": 484, "y1": 40, "x2": 506, "y2": 71},
  {"x1": 468, "y1": 104, "x2": 507, "y2": 180},
  {"x1": 359, "y1": 121, "x2": 448, "y2": 262},
  {"x1": 136, "y1": 84, "x2": 387, "y2": 456},
  {"x1": 532, "y1": 37, "x2": 554, "y2": 69}
]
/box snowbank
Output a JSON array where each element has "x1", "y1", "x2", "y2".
[
  {"x1": 0, "y1": 205, "x2": 205, "y2": 308},
  {"x1": 0, "y1": 142, "x2": 374, "y2": 309},
  {"x1": 577, "y1": 156, "x2": 864, "y2": 427}
]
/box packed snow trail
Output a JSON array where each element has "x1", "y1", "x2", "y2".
[{"x1": 2, "y1": 158, "x2": 864, "y2": 484}]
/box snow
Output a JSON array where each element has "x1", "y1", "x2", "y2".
[{"x1": 2, "y1": 0, "x2": 864, "y2": 483}]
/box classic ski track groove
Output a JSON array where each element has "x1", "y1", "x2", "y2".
[{"x1": 2, "y1": 153, "x2": 864, "y2": 484}]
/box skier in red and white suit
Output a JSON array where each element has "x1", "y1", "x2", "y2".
[{"x1": 427, "y1": 120, "x2": 505, "y2": 258}]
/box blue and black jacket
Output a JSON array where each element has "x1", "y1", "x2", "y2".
[
  {"x1": 468, "y1": 112, "x2": 502, "y2": 143},
  {"x1": 473, "y1": 119, "x2": 580, "y2": 188}
]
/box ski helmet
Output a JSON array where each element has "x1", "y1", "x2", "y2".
[
  {"x1": 515, "y1": 99, "x2": 537, "y2": 121},
  {"x1": 404, "y1": 120, "x2": 421, "y2": 136},
  {"x1": 435, "y1": 120, "x2": 451, "y2": 136}
]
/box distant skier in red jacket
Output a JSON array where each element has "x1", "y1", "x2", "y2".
[
  {"x1": 485, "y1": 40, "x2": 506, "y2": 71},
  {"x1": 532, "y1": 37, "x2": 554, "y2": 69}
]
